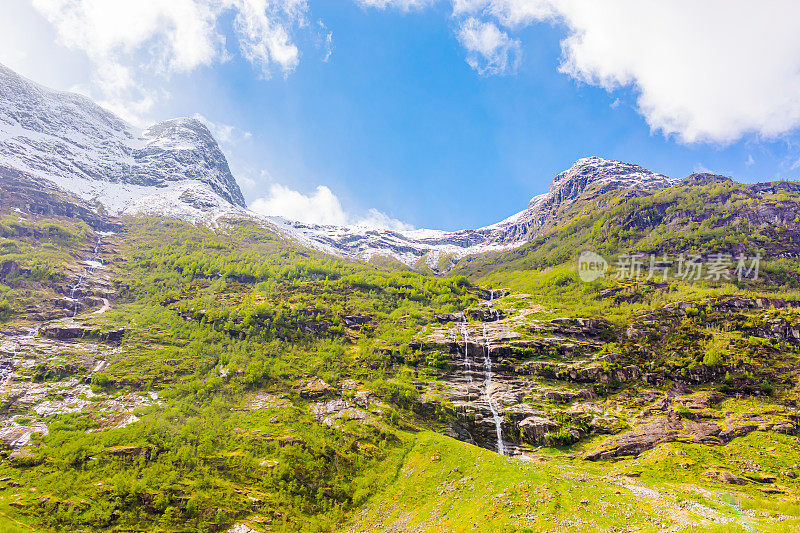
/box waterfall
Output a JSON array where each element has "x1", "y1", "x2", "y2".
[
  {"x1": 68, "y1": 274, "x2": 84, "y2": 317},
  {"x1": 460, "y1": 323, "x2": 473, "y2": 403},
  {"x1": 9, "y1": 326, "x2": 38, "y2": 361},
  {"x1": 92, "y1": 241, "x2": 104, "y2": 266},
  {"x1": 487, "y1": 289, "x2": 500, "y2": 321},
  {"x1": 483, "y1": 323, "x2": 505, "y2": 455},
  {"x1": 68, "y1": 237, "x2": 103, "y2": 317}
]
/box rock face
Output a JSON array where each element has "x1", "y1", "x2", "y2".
[
  {"x1": 583, "y1": 412, "x2": 684, "y2": 460},
  {"x1": 299, "y1": 379, "x2": 335, "y2": 399},
  {"x1": 408, "y1": 288, "x2": 800, "y2": 459},
  {"x1": 0, "y1": 62, "x2": 245, "y2": 215},
  {"x1": 0, "y1": 259, "x2": 19, "y2": 280},
  {"x1": 502, "y1": 157, "x2": 674, "y2": 239},
  {"x1": 108, "y1": 446, "x2": 151, "y2": 460},
  {"x1": 583, "y1": 409, "x2": 798, "y2": 460},
  {"x1": 308, "y1": 398, "x2": 368, "y2": 427},
  {"x1": 466, "y1": 306, "x2": 506, "y2": 322},
  {"x1": 0, "y1": 166, "x2": 119, "y2": 231},
  {"x1": 518, "y1": 416, "x2": 561, "y2": 442},
  {"x1": 40, "y1": 325, "x2": 126, "y2": 343},
  {"x1": 718, "y1": 471, "x2": 749, "y2": 485},
  {"x1": 0, "y1": 233, "x2": 158, "y2": 452}
]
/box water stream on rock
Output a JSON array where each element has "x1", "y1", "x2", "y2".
[
  {"x1": 482, "y1": 322, "x2": 505, "y2": 455},
  {"x1": 460, "y1": 321, "x2": 473, "y2": 402},
  {"x1": 67, "y1": 237, "x2": 105, "y2": 317},
  {"x1": 2, "y1": 325, "x2": 40, "y2": 391},
  {"x1": 68, "y1": 274, "x2": 84, "y2": 317},
  {"x1": 458, "y1": 292, "x2": 506, "y2": 455}
]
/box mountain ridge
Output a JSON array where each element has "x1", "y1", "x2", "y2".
[
  {"x1": 0, "y1": 63, "x2": 246, "y2": 211},
  {"x1": 0, "y1": 62, "x2": 702, "y2": 269}
]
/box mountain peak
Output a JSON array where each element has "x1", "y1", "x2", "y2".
[
  {"x1": 545, "y1": 156, "x2": 672, "y2": 208},
  {"x1": 0, "y1": 63, "x2": 696, "y2": 271},
  {"x1": 0, "y1": 62, "x2": 246, "y2": 212},
  {"x1": 551, "y1": 156, "x2": 672, "y2": 192}
]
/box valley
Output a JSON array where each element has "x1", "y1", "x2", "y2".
[
  {"x1": 0, "y1": 63, "x2": 798, "y2": 532},
  {"x1": 0, "y1": 180, "x2": 798, "y2": 531}
]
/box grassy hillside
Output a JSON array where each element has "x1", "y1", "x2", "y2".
[
  {"x1": 0, "y1": 179, "x2": 799, "y2": 531},
  {"x1": 348, "y1": 430, "x2": 800, "y2": 532},
  {"x1": 0, "y1": 214, "x2": 483, "y2": 531}
]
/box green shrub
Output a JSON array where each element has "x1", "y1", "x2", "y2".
[
  {"x1": 90, "y1": 372, "x2": 113, "y2": 392},
  {"x1": 0, "y1": 299, "x2": 12, "y2": 321}
]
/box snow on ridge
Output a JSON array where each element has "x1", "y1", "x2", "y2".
[
  {"x1": 6, "y1": 153, "x2": 674, "y2": 270},
  {"x1": 551, "y1": 156, "x2": 674, "y2": 192},
  {"x1": 262, "y1": 206, "x2": 533, "y2": 269},
  {"x1": 0, "y1": 65, "x2": 680, "y2": 270},
  {"x1": 0, "y1": 62, "x2": 246, "y2": 209}
]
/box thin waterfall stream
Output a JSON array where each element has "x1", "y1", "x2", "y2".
[
  {"x1": 483, "y1": 322, "x2": 505, "y2": 455},
  {"x1": 68, "y1": 274, "x2": 84, "y2": 317},
  {"x1": 457, "y1": 289, "x2": 506, "y2": 455},
  {"x1": 67, "y1": 237, "x2": 104, "y2": 317},
  {"x1": 460, "y1": 322, "x2": 473, "y2": 401}
]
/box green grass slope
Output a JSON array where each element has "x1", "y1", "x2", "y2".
[{"x1": 348, "y1": 431, "x2": 800, "y2": 532}]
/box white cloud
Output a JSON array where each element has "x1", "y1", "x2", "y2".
[
  {"x1": 231, "y1": 0, "x2": 306, "y2": 77},
  {"x1": 746, "y1": 154, "x2": 755, "y2": 167},
  {"x1": 250, "y1": 184, "x2": 413, "y2": 229},
  {"x1": 453, "y1": 0, "x2": 555, "y2": 27},
  {"x1": 23, "y1": 0, "x2": 311, "y2": 123},
  {"x1": 252, "y1": 184, "x2": 347, "y2": 225},
  {"x1": 30, "y1": 0, "x2": 223, "y2": 73},
  {"x1": 358, "y1": 1, "x2": 525, "y2": 76},
  {"x1": 454, "y1": 0, "x2": 800, "y2": 144},
  {"x1": 355, "y1": 0, "x2": 436, "y2": 10},
  {"x1": 693, "y1": 162, "x2": 714, "y2": 174},
  {"x1": 12, "y1": 0, "x2": 800, "y2": 148},
  {"x1": 192, "y1": 113, "x2": 253, "y2": 145},
  {"x1": 357, "y1": 208, "x2": 415, "y2": 231},
  {"x1": 456, "y1": 17, "x2": 520, "y2": 75},
  {"x1": 317, "y1": 21, "x2": 333, "y2": 62}
]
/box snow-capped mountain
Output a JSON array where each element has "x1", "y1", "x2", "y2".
[
  {"x1": 506, "y1": 156, "x2": 674, "y2": 236},
  {"x1": 0, "y1": 63, "x2": 677, "y2": 269},
  {"x1": 277, "y1": 156, "x2": 675, "y2": 268},
  {"x1": 0, "y1": 63, "x2": 245, "y2": 215}
]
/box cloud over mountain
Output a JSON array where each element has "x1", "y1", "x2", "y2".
[
  {"x1": 250, "y1": 183, "x2": 413, "y2": 230},
  {"x1": 21, "y1": 0, "x2": 311, "y2": 122}
]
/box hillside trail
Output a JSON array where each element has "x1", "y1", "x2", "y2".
[{"x1": 0, "y1": 231, "x2": 157, "y2": 451}]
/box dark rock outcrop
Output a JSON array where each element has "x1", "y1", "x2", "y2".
[
  {"x1": 299, "y1": 379, "x2": 335, "y2": 400},
  {"x1": 0, "y1": 166, "x2": 119, "y2": 232},
  {"x1": 466, "y1": 307, "x2": 506, "y2": 322},
  {"x1": 108, "y1": 446, "x2": 151, "y2": 460},
  {"x1": 518, "y1": 416, "x2": 560, "y2": 442},
  {"x1": 40, "y1": 325, "x2": 126, "y2": 343},
  {"x1": 584, "y1": 410, "x2": 798, "y2": 460}
]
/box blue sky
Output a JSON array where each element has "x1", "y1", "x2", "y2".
[{"x1": 3, "y1": 1, "x2": 800, "y2": 231}]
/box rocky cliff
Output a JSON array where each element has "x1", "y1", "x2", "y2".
[{"x1": 0, "y1": 63, "x2": 245, "y2": 213}]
